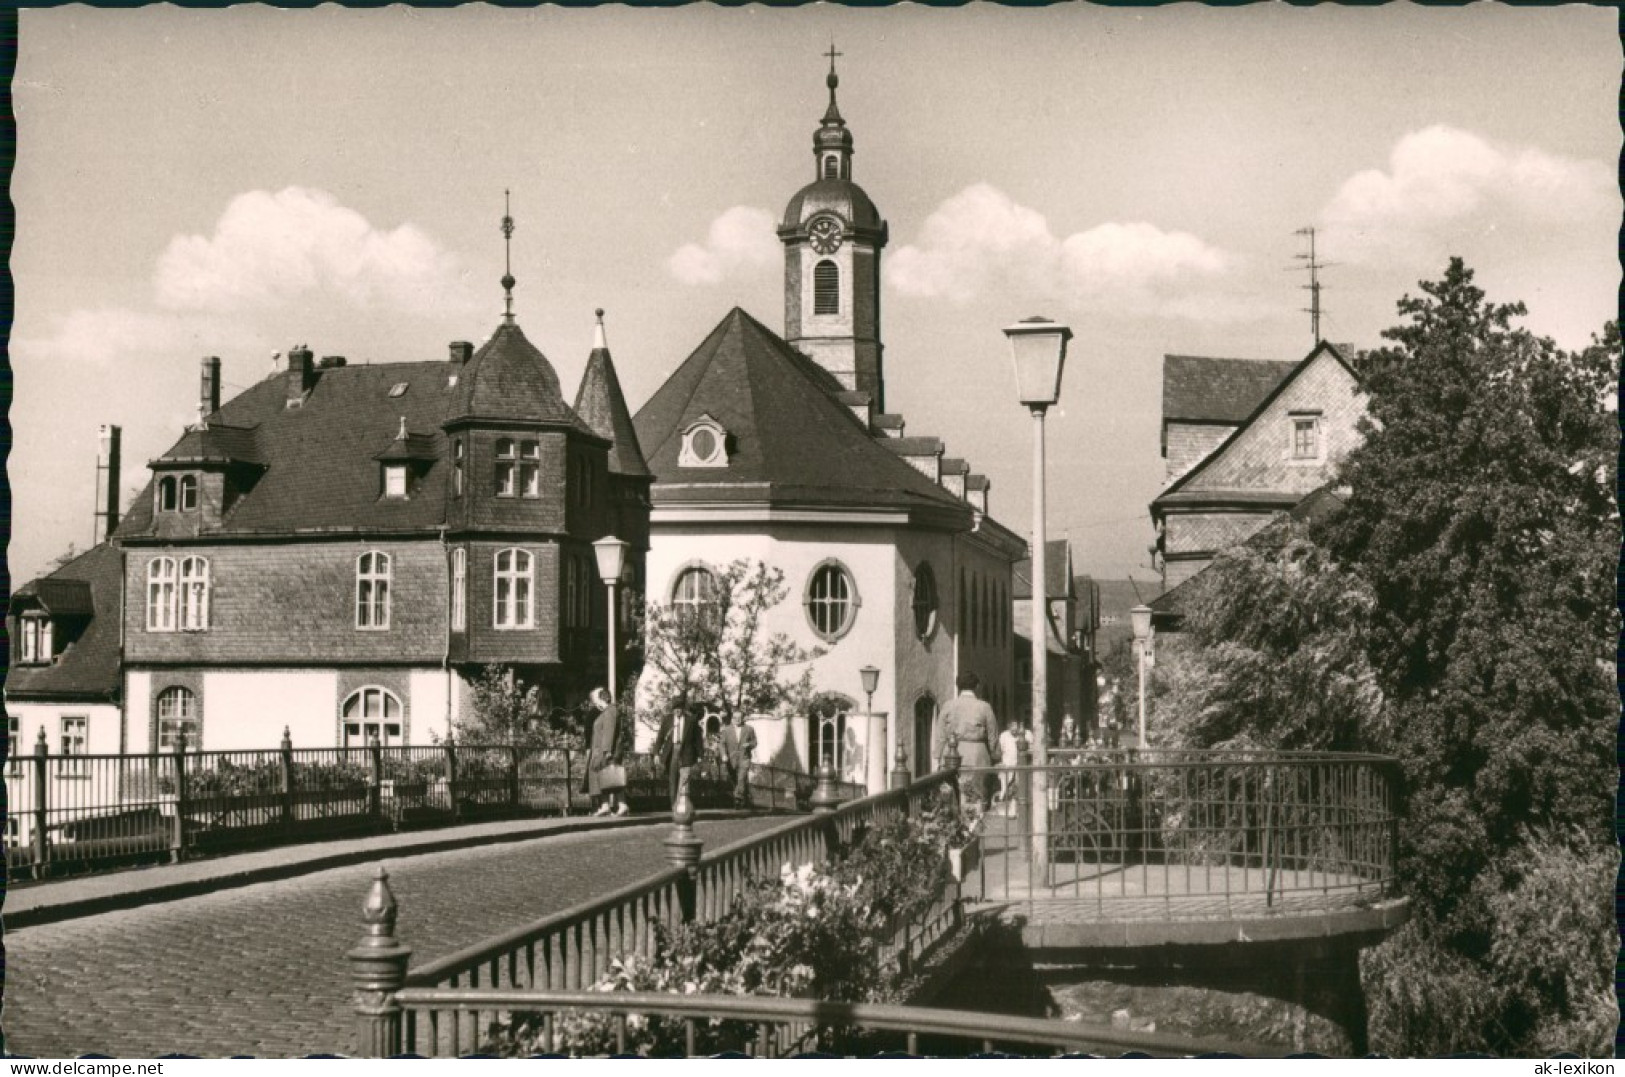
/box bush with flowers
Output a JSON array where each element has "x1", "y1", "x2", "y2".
[{"x1": 482, "y1": 811, "x2": 961, "y2": 1056}]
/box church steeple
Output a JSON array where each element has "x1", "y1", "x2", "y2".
[{"x1": 814, "y1": 44, "x2": 853, "y2": 182}]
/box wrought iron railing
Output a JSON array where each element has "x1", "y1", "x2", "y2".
[
  {"x1": 5, "y1": 732, "x2": 824, "y2": 879},
  {"x1": 957, "y1": 750, "x2": 1400, "y2": 917}
]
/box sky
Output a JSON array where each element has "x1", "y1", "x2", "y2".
[{"x1": 9, "y1": 5, "x2": 1619, "y2": 588}]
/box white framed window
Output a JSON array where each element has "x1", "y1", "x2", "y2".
[
  {"x1": 342, "y1": 687, "x2": 403, "y2": 748},
  {"x1": 147, "y1": 557, "x2": 178, "y2": 632},
  {"x1": 179, "y1": 475, "x2": 199, "y2": 511},
  {"x1": 156, "y1": 477, "x2": 178, "y2": 513},
  {"x1": 20, "y1": 614, "x2": 52, "y2": 664},
  {"x1": 59, "y1": 716, "x2": 88, "y2": 777},
  {"x1": 912, "y1": 562, "x2": 939, "y2": 639},
  {"x1": 494, "y1": 548, "x2": 534, "y2": 629},
  {"x1": 813, "y1": 260, "x2": 840, "y2": 316},
  {"x1": 495, "y1": 439, "x2": 517, "y2": 497},
  {"x1": 805, "y1": 561, "x2": 858, "y2": 642},
  {"x1": 356, "y1": 551, "x2": 391, "y2": 630},
  {"x1": 157, "y1": 687, "x2": 199, "y2": 751},
  {"x1": 383, "y1": 464, "x2": 408, "y2": 499},
  {"x1": 679, "y1": 417, "x2": 729, "y2": 469},
  {"x1": 1289, "y1": 413, "x2": 1323, "y2": 462},
  {"x1": 179, "y1": 556, "x2": 210, "y2": 631},
  {"x1": 810, "y1": 698, "x2": 851, "y2": 773},
  {"x1": 671, "y1": 565, "x2": 720, "y2": 628},
  {"x1": 451, "y1": 548, "x2": 467, "y2": 631},
  {"x1": 519, "y1": 441, "x2": 541, "y2": 498}
]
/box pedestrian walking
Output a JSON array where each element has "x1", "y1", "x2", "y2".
[
  {"x1": 997, "y1": 720, "x2": 1021, "y2": 806},
  {"x1": 720, "y1": 712, "x2": 758, "y2": 807},
  {"x1": 654, "y1": 699, "x2": 707, "y2": 807},
  {"x1": 584, "y1": 687, "x2": 628, "y2": 817},
  {"x1": 934, "y1": 672, "x2": 1001, "y2": 808}
]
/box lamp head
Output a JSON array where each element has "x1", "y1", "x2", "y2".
[
  {"x1": 859, "y1": 665, "x2": 881, "y2": 697},
  {"x1": 1003, "y1": 316, "x2": 1073, "y2": 409},
  {"x1": 1130, "y1": 604, "x2": 1153, "y2": 642},
  {"x1": 592, "y1": 535, "x2": 630, "y2": 582}
]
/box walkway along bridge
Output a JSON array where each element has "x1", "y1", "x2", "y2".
[{"x1": 346, "y1": 750, "x2": 1407, "y2": 1057}]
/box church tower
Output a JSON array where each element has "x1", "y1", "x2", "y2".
[{"x1": 778, "y1": 50, "x2": 889, "y2": 412}]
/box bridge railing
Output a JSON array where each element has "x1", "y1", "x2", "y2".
[
  {"x1": 957, "y1": 749, "x2": 1400, "y2": 916},
  {"x1": 363, "y1": 768, "x2": 959, "y2": 1056}
]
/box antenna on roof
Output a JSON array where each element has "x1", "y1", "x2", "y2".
[
  {"x1": 1290, "y1": 227, "x2": 1334, "y2": 346},
  {"x1": 501, "y1": 190, "x2": 517, "y2": 324}
]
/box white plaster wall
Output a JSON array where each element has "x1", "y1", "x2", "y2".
[
  {"x1": 203, "y1": 670, "x2": 340, "y2": 750},
  {"x1": 125, "y1": 671, "x2": 153, "y2": 753},
  {"x1": 409, "y1": 671, "x2": 453, "y2": 743}
]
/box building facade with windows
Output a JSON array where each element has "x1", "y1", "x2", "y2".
[
  {"x1": 1151, "y1": 341, "x2": 1364, "y2": 588},
  {"x1": 631, "y1": 63, "x2": 1025, "y2": 785},
  {"x1": 113, "y1": 307, "x2": 649, "y2": 753}
]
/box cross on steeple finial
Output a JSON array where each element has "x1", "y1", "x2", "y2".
[
  {"x1": 825, "y1": 41, "x2": 842, "y2": 72},
  {"x1": 822, "y1": 41, "x2": 845, "y2": 126},
  {"x1": 501, "y1": 189, "x2": 517, "y2": 324}
]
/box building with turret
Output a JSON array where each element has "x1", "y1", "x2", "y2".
[{"x1": 633, "y1": 59, "x2": 1026, "y2": 786}]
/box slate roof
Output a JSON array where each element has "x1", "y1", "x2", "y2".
[
  {"x1": 119, "y1": 318, "x2": 621, "y2": 539},
  {"x1": 632, "y1": 307, "x2": 970, "y2": 520},
  {"x1": 781, "y1": 178, "x2": 884, "y2": 232},
  {"x1": 574, "y1": 345, "x2": 652, "y2": 480},
  {"x1": 6, "y1": 544, "x2": 123, "y2": 701},
  {"x1": 883, "y1": 437, "x2": 944, "y2": 456},
  {"x1": 1012, "y1": 539, "x2": 1074, "y2": 601},
  {"x1": 1163, "y1": 355, "x2": 1298, "y2": 424}
]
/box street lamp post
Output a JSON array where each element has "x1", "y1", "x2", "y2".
[
  {"x1": 859, "y1": 665, "x2": 884, "y2": 796},
  {"x1": 1130, "y1": 604, "x2": 1152, "y2": 749},
  {"x1": 1005, "y1": 315, "x2": 1072, "y2": 881},
  {"x1": 592, "y1": 536, "x2": 630, "y2": 703}
]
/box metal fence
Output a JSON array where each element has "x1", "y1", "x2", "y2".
[
  {"x1": 960, "y1": 749, "x2": 1400, "y2": 918},
  {"x1": 4, "y1": 733, "x2": 827, "y2": 880}
]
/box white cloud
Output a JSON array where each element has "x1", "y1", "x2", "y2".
[
  {"x1": 667, "y1": 206, "x2": 780, "y2": 285},
  {"x1": 1322, "y1": 126, "x2": 1616, "y2": 261},
  {"x1": 154, "y1": 187, "x2": 474, "y2": 314},
  {"x1": 887, "y1": 183, "x2": 1240, "y2": 319},
  {"x1": 12, "y1": 306, "x2": 236, "y2": 371}
]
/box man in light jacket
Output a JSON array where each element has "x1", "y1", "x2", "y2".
[{"x1": 934, "y1": 671, "x2": 1000, "y2": 807}]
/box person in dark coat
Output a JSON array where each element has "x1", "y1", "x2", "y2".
[
  {"x1": 584, "y1": 688, "x2": 627, "y2": 817},
  {"x1": 654, "y1": 699, "x2": 707, "y2": 806},
  {"x1": 720, "y1": 712, "x2": 759, "y2": 807}
]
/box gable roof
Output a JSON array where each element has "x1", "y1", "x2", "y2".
[
  {"x1": 1153, "y1": 342, "x2": 1357, "y2": 513},
  {"x1": 574, "y1": 344, "x2": 652, "y2": 479},
  {"x1": 6, "y1": 544, "x2": 123, "y2": 701},
  {"x1": 1163, "y1": 355, "x2": 1299, "y2": 425},
  {"x1": 632, "y1": 307, "x2": 970, "y2": 521},
  {"x1": 1012, "y1": 539, "x2": 1074, "y2": 601}
]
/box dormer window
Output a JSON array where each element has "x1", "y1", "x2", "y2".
[
  {"x1": 157, "y1": 477, "x2": 178, "y2": 513},
  {"x1": 19, "y1": 614, "x2": 52, "y2": 664},
  {"x1": 679, "y1": 416, "x2": 729, "y2": 469},
  {"x1": 383, "y1": 464, "x2": 408, "y2": 499},
  {"x1": 179, "y1": 475, "x2": 198, "y2": 511}
]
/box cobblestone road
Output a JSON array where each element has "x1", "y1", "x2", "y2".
[{"x1": 2, "y1": 817, "x2": 782, "y2": 1058}]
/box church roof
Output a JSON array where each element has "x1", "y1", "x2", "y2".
[
  {"x1": 632, "y1": 307, "x2": 971, "y2": 521},
  {"x1": 782, "y1": 178, "x2": 884, "y2": 232},
  {"x1": 574, "y1": 342, "x2": 652, "y2": 480},
  {"x1": 7, "y1": 543, "x2": 123, "y2": 701}
]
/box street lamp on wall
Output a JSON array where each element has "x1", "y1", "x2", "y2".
[
  {"x1": 858, "y1": 664, "x2": 883, "y2": 796},
  {"x1": 1005, "y1": 314, "x2": 1072, "y2": 879},
  {"x1": 1130, "y1": 604, "x2": 1153, "y2": 749},
  {"x1": 592, "y1": 536, "x2": 630, "y2": 703},
  {"x1": 859, "y1": 665, "x2": 880, "y2": 716}
]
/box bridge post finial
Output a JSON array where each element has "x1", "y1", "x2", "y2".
[
  {"x1": 809, "y1": 754, "x2": 845, "y2": 814},
  {"x1": 348, "y1": 866, "x2": 413, "y2": 1057}
]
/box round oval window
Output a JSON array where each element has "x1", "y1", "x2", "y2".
[{"x1": 690, "y1": 427, "x2": 718, "y2": 461}]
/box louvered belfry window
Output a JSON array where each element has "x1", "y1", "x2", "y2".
[{"x1": 813, "y1": 260, "x2": 840, "y2": 315}]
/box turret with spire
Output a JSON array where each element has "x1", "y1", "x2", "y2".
[{"x1": 815, "y1": 43, "x2": 854, "y2": 181}]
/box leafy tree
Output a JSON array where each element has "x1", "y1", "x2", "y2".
[
  {"x1": 454, "y1": 664, "x2": 584, "y2": 750},
  {"x1": 638, "y1": 559, "x2": 823, "y2": 730}
]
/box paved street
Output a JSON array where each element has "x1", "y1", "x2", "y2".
[{"x1": 2, "y1": 817, "x2": 782, "y2": 1058}]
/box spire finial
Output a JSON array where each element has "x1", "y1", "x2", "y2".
[
  {"x1": 396, "y1": 416, "x2": 407, "y2": 440},
  {"x1": 822, "y1": 41, "x2": 844, "y2": 125},
  {"x1": 593, "y1": 308, "x2": 607, "y2": 351},
  {"x1": 501, "y1": 189, "x2": 516, "y2": 324}
]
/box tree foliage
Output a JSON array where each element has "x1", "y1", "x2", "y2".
[
  {"x1": 638, "y1": 559, "x2": 822, "y2": 729},
  {"x1": 455, "y1": 664, "x2": 584, "y2": 750}
]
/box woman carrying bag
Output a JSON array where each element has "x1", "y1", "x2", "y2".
[{"x1": 585, "y1": 687, "x2": 628, "y2": 817}]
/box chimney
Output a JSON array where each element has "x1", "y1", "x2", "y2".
[
  {"x1": 966, "y1": 474, "x2": 989, "y2": 515},
  {"x1": 448, "y1": 341, "x2": 474, "y2": 365},
  {"x1": 200, "y1": 356, "x2": 222, "y2": 418},
  {"x1": 286, "y1": 345, "x2": 315, "y2": 407},
  {"x1": 96, "y1": 425, "x2": 121, "y2": 542}
]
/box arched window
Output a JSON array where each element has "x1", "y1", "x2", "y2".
[
  {"x1": 494, "y1": 548, "x2": 534, "y2": 629},
  {"x1": 912, "y1": 562, "x2": 939, "y2": 639},
  {"x1": 913, "y1": 694, "x2": 937, "y2": 773},
  {"x1": 672, "y1": 565, "x2": 720, "y2": 625},
  {"x1": 157, "y1": 687, "x2": 199, "y2": 751},
  {"x1": 519, "y1": 440, "x2": 541, "y2": 498},
  {"x1": 452, "y1": 440, "x2": 465, "y2": 498},
  {"x1": 813, "y1": 260, "x2": 840, "y2": 315},
  {"x1": 805, "y1": 561, "x2": 858, "y2": 642},
  {"x1": 969, "y1": 575, "x2": 980, "y2": 648},
  {"x1": 810, "y1": 694, "x2": 853, "y2": 773},
  {"x1": 342, "y1": 687, "x2": 403, "y2": 748},
  {"x1": 356, "y1": 551, "x2": 391, "y2": 630},
  {"x1": 494, "y1": 438, "x2": 517, "y2": 497},
  {"x1": 147, "y1": 557, "x2": 178, "y2": 632},
  {"x1": 179, "y1": 475, "x2": 198, "y2": 512},
  {"x1": 450, "y1": 548, "x2": 467, "y2": 631},
  {"x1": 179, "y1": 556, "x2": 210, "y2": 631},
  {"x1": 823, "y1": 154, "x2": 840, "y2": 179},
  {"x1": 156, "y1": 477, "x2": 178, "y2": 513}
]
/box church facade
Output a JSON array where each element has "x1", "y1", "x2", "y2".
[{"x1": 633, "y1": 61, "x2": 1026, "y2": 786}]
